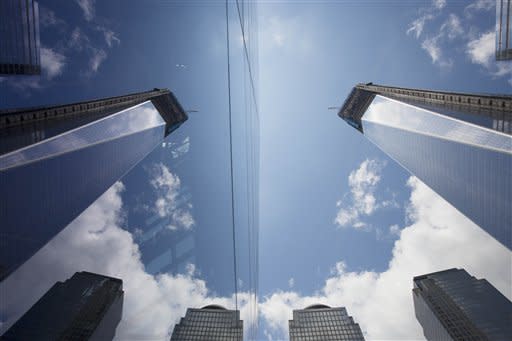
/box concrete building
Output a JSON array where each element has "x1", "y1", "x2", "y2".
[{"x1": 338, "y1": 83, "x2": 512, "y2": 250}]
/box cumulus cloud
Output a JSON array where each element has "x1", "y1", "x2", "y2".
[
  {"x1": 150, "y1": 163, "x2": 195, "y2": 230},
  {"x1": 75, "y1": 0, "x2": 95, "y2": 21},
  {"x1": 467, "y1": 31, "x2": 512, "y2": 84},
  {"x1": 335, "y1": 159, "x2": 396, "y2": 228},
  {"x1": 467, "y1": 31, "x2": 495, "y2": 67},
  {"x1": 262, "y1": 177, "x2": 512, "y2": 340},
  {"x1": 421, "y1": 36, "x2": 453, "y2": 69},
  {"x1": 0, "y1": 182, "x2": 251, "y2": 339},
  {"x1": 389, "y1": 224, "x2": 400, "y2": 236},
  {"x1": 41, "y1": 47, "x2": 66, "y2": 79}
]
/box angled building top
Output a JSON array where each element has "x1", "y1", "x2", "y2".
[
  {"x1": 0, "y1": 88, "x2": 188, "y2": 137},
  {"x1": 338, "y1": 83, "x2": 512, "y2": 134}
]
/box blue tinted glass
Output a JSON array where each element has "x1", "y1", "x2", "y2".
[
  {"x1": 362, "y1": 96, "x2": 512, "y2": 249},
  {"x1": 0, "y1": 2, "x2": 259, "y2": 340}
]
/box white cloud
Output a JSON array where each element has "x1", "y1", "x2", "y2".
[
  {"x1": 335, "y1": 159, "x2": 396, "y2": 228},
  {"x1": 467, "y1": 31, "x2": 495, "y2": 67},
  {"x1": 170, "y1": 137, "x2": 191, "y2": 159},
  {"x1": 407, "y1": 14, "x2": 434, "y2": 39},
  {"x1": 262, "y1": 176, "x2": 512, "y2": 340},
  {"x1": 421, "y1": 36, "x2": 453, "y2": 69},
  {"x1": 75, "y1": 0, "x2": 95, "y2": 21},
  {"x1": 69, "y1": 27, "x2": 90, "y2": 51},
  {"x1": 39, "y1": 6, "x2": 65, "y2": 27},
  {"x1": 288, "y1": 278, "x2": 295, "y2": 288},
  {"x1": 467, "y1": 31, "x2": 512, "y2": 84},
  {"x1": 441, "y1": 14, "x2": 463, "y2": 40},
  {"x1": 464, "y1": 0, "x2": 495, "y2": 17},
  {"x1": 389, "y1": 224, "x2": 400, "y2": 236},
  {"x1": 0, "y1": 182, "x2": 252, "y2": 339},
  {"x1": 406, "y1": 0, "x2": 446, "y2": 39},
  {"x1": 150, "y1": 163, "x2": 195, "y2": 230},
  {"x1": 433, "y1": 0, "x2": 446, "y2": 9},
  {"x1": 89, "y1": 48, "x2": 107, "y2": 73},
  {"x1": 41, "y1": 47, "x2": 66, "y2": 79},
  {"x1": 96, "y1": 25, "x2": 121, "y2": 48}
]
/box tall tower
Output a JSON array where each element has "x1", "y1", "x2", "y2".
[
  {"x1": 496, "y1": 0, "x2": 511, "y2": 60},
  {"x1": 413, "y1": 268, "x2": 512, "y2": 341},
  {"x1": 0, "y1": 0, "x2": 41, "y2": 75},
  {"x1": 338, "y1": 83, "x2": 512, "y2": 249},
  {"x1": 1, "y1": 271, "x2": 124, "y2": 340},
  {"x1": 170, "y1": 305, "x2": 243, "y2": 341},
  {"x1": 288, "y1": 304, "x2": 365, "y2": 341},
  {"x1": 0, "y1": 89, "x2": 188, "y2": 281}
]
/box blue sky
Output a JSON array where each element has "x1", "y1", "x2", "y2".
[{"x1": 0, "y1": 0, "x2": 511, "y2": 340}]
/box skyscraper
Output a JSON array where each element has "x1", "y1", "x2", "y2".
[
  {"x1": 413, "y1": 268, "x2": 512, "y2": 341},
  {"x1": 170, "y1": 305, "x2": 243, "y2": 341},
  {"x1": 0, "y1": 0, "x2": 41, "y2": 75},
  {"x1": 0, "y1": 89, "x2": 188, "y2": 281},
  {"x1": 1, "y1": 271, "x2": 124, "y2": 340},
  {"x1": 288, "y1": 304, "x2": 365, "y2": 341},
  {"x1": 496, "y1": 0, "x2": 511, "y2": 60},
  {"x1": 338, "y1": 83, "x2": 512, "y2": 249}
]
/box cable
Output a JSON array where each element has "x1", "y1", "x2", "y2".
[{"x1": 225, "y1": 0, "x2": 239, "y2": 312}]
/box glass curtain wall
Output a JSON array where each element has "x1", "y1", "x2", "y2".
[{"x1": 0, "y1": 1, "x2": 259, "y2": 340}]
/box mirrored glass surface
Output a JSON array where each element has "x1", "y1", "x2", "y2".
[
  {"x1": 362, "y1": 95, "x2": 512, "y2": 249},
  {"x1": 0, "y1": 1, "x2": 259, "y2": 340}
]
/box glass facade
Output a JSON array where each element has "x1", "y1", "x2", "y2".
[
  {"x1": 170, "y1": 306, "x2": 243, "y2": 341},
  {"x1": 288, "y1": 305, "x2": 365, "y2": 341},
  {"x1": 1, "y1": 271, "x2": 124, "y2": 340},
  {"x1": 496, "y1": 0, "x2": 511, "y2": 60},
  {"x1": 0, "y1": 0, "x2": 41, "y2": 75},
  {"x1": 0, "y1": 97, "x2": 185, "y2": 282},
  {"x1": 360, "y1": 95, "x2": 512, "y2": 250},
  {"x1": 0, "y1": 2, "x2": 259, "y2": 340},
  {"x1": 413, "y1": 268, "x2": 512, "y2": 341},
  {"x1": 339, "y1": 84, "x2": 512, "y2": 250}
]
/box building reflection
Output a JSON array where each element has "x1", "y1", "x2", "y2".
[
  {"x1": 1, "y1": 271, "x2": 124, "y2": 340},
  {"x1": 170, "y1": 305, "x2": 243, "y2": 341},
  {"x1": 338, "y1": 83, "x2": 512, "y2": 250},
  {"x1": 0, "y1": 90, "x2": 188, "y2": 282}
]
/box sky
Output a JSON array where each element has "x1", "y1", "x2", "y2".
[{"x1": 0, "y1": 0, "x2": 511, "y2": 340}]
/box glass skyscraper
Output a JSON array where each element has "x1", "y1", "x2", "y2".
[
  {"x1": 288, "y1": 304, "x2": 365, "y2": 341},
  {"x1": 496, "y1": 0, "x2": 511, "y2": 60},
  {"x1": 413, "y1": 268, "x2": 512, "y2": 341},
  {"x1": 170, "y1": 305, "x2": 243, "y2": 341},
  {"x1": 0, "y1": 0, "x2": 41, "y2": 75},
  {"x1": 338, "y1": 83, "x2": 512, "y2": 250},
  {"x1": 1, "y1": 271, "x2": 124, "y2": 340},
  {"x1": 0, "y1": 89, "x2": 188, "y2": 281}
]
